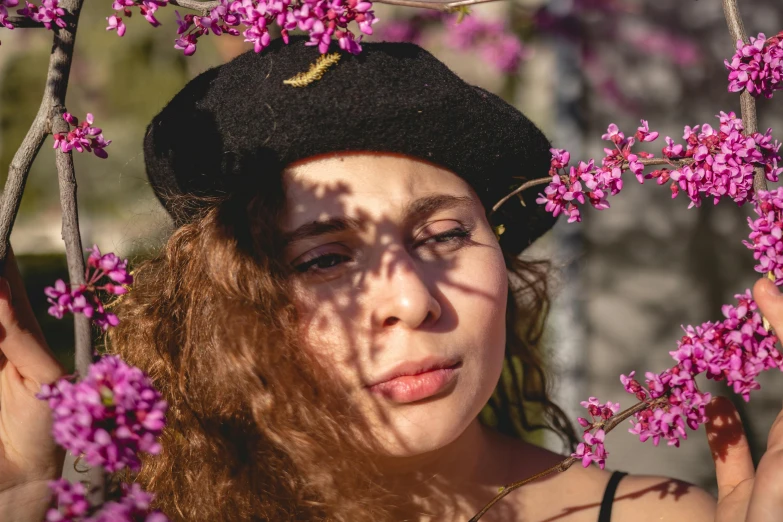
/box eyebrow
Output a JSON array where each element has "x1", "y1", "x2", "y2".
[
  {"x1": 404, "y1": 194, "x2": 474, "y2": 225},
  {"x1": 283, "y1": 216, "x2": 364, "y2": 245},
  {"x1": 284, "y1": 194, "x2": 475, "y2": 245}
]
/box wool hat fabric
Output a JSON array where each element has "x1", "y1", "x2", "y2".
[{"x1": 143, "y1": 34, "x2": 557, "y2": 253}]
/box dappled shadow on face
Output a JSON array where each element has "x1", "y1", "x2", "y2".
[{"x1": 274, "y1": 151, "x2": 513, "y2": 517}]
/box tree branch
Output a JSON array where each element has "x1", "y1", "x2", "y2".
[
  {"x1": 492, "y1": 157, "x2": 694, "y2": 214},
  {"x1": 469, "y1": 399, "x2": 662, "y2": 521},
  {"x1": 0, "y1": 0, "x2": 106, "y2": 506},
  {"x1": 168, "y1": 0, "x2": 219, "y2": 12},
  {"x1": 168, "y1": 0, "x2": 501, "y2": 12},
  {"x1": 722, "y1": 0, "x2": 766, "y2": 193},
  {"x1": 51, "y1": 115, "x2": 92, "y2": 380},
  {"x1": 40, "y1": 1, "x2": 107, "y2": 507},
  {"x1": 373, "y1": 0, "x2": 500, "y2": 10},
  {"x1": 0, "y1": 8, "x2": 83, "y2": 265},
  {"x1": 5, "y1": 15, "x2": 45, "y2": 28}
]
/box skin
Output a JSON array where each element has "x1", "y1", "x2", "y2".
[{"x1": 0, "y1": 151, "x2": 782, "y2": 520}]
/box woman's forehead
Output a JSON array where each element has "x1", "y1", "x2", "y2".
[{"x1": 281, "y1": 152, "x2": 479, "y2": 227}]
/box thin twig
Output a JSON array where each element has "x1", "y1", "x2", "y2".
[
  {"x1": 722, "y1": 0, "x2": 766, "y2": 193},
  {"x1": 492, "y1": 157, "x2": 694, "y2": 214},
  {"x1": 469, "y1": 399, "x2": 660, "y2": 521},
  {"x1": 51, "y1": 113, "x2": 92, "y2": 381},
  {"x1": 374, "y1": 0, "x2": 499, "y2": 10},
  {"x1": 5, "y1": 15, "x2": 45, "y2": 28},
  {"x1": 169, "y1": 0, "x2": 501, "y2": 12},
  {"x1": 491, "y1": 177, "x2": 551, "y2": 213},
  {"x1": 168, "y1": 0, "x2": 219, "y2": 12}
]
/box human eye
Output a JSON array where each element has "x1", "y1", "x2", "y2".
[
  {"x1": 415, "y1": 221, "x2": 475, "y2": 250},
  {"x1": 292, "y1": 245, "x2": 354, "y2": 275},
  {"x1": 424, "y1": 227, "x2": 472, "y2": 244}
]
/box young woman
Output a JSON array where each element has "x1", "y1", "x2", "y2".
[{"x1": 2, "y1": 36, "x2": 783, "y2": 522}]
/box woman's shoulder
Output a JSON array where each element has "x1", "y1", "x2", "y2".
[{"x1": 503, "y1": 441, "x2": 717, "y2": 522}]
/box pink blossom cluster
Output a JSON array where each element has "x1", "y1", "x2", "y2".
[
  {"x1": 444, "y1": 14, "x2": 529, "y2": 74},
  {"x1": 47, "y1": 479, "x2": 168, "y2": 522},
  {"x1": 619, "y1": 369, "x2": 710, "y2": 447},
  {"x1": 663, "y1": 112, "x2": 781, "y2": 208},
  {"x1": 53, "y1": 113, "x2": 112, "y2": 159},
  {"x1": 572, "y1": 397, "x2": 619, "y2": 469},
  {"x1": 37, "y1": 355, "x2": 168, "y2": 473},
  {"x1": 725, "y1": 32, "x2": 783, "y2": 99},
  {"x1": 44, "y1": 245, "x2": 132, "y2": 330},
  {"x1": 624, "y1": 289, "x2": 781, "y2": 446},
  {"x1": 376, "y1": 11, "x2": 528, "y2": 75},
  {"x1": 0, "y1": 0, "x2": 19, "y2": 37},
  {"x1": 107, "y1": 0, "x2": 169, "y2": 37},
  {"x1": 106, "y1": 0, "x2": 378, "y2": 57},
  {"x1": 575, "y1": 289, "x2": 783, "y2": 467},
  {"x1": 535, "y1": 120, "x2": 657, "y2": 223},
  {"x1": 18, "y1": 0, "x2": 65, "y2": 30},
  {"x1": 744, "y1": 188, "x2": 783, "y2": 284},
  {"x1": 536, "y1": 114, "x2": 782, "y2": 222}
]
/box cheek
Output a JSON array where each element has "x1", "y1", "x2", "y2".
[
  {"x1": 445, "y1": 245, "x2": 508, "y2": 387},
  {"x1": 294, "y1": 286, "x2": 362, "y2": 377}
]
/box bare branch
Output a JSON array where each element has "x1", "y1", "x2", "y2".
[
  {"x1": 491, "y1": 177, "x2": 551, "y2": 214},
  {"x1": 0, "y1": 114, "x2": 49, "y2": 265},
  {"x1": 169, "y1": 0, "x2": 501, "y2": 12},
  {"x1": 373, "y1": 0, "x2": 500, "y2": 10},
  {"x1": 0, "y1": 0, "x2": 106, "y2": 506},
  {"x1": 722, "y1": 0, "x2": 766, "y2": 193},
  {"x1": 5, "y1": 15, "x2": 45, "y2": 28},
  {"x1": 39, "y1": 2, "x2": 107, "y2": 505},
  {"x1": 469, "y1": 399, "x2": 661, "y2": 521},
  {"x1": 168, "y1": 0, "x2": 219, "y2": 11},
  {"x1": 51, "y1": 115, "x2": 92, "y2": 379},
  {"x1": 0, "y1": 3, "x2": 83, "y2": 265}
]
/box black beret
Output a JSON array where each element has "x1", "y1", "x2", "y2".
[{"x1": 143, "y1": 34, "x2": 557, "y2": 254}]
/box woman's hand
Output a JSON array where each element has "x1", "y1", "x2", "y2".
[
  {"x1": 0, "y1": 246, "x2": 65, "y2": 517},
  {"x1": 708, "y1": 277, "x2": 783, "y2": 521}
]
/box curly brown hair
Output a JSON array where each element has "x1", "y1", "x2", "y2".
[{"x1": 106, "y1": 183, "x2": 578, "y2": 521}]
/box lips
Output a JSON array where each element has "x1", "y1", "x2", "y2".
[{"x1": 365, "y1": 357, "x2": 462, "y2": 404}]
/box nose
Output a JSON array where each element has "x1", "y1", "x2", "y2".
[{"x1": 372, "y1": 247, "x2": 441, "y2": 330}]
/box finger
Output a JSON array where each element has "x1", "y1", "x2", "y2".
[
  {"x1": 3, "y1": 245, "x2": 46, "y2": 340},
  {"x1": 0, "y1": 246, "x2": 64, "y2": 384},
  {"x1": 746, "y1": 402, "x2": 783, "y2": 522},
  {"x1": 706, "y1": 396, "x2": 755, "y2": 502},
  {"x1": 752, "y1": 277, "x2": 783, "y2": 334}
]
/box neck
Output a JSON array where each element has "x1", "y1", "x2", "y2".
[{"x1": 376, "y1": 420, "x2": 529, "y2": 520}]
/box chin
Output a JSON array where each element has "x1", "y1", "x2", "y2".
[{"x1": 368, "y1": 393, "x2": 478, "y2": 457}]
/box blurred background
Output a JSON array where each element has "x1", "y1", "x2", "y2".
[{"x1": 3, "y1": 0, "x2": 782, "y2": 496}]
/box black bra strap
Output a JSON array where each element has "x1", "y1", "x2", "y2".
[{"x1": 597, "y1": 471, "x2": 628, "y2": 522}]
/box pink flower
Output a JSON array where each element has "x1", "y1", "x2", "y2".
[
  {"x1": 46, "y1": 479, "x2": 168, "y2": 521},
  {"x1": 636, "y1": 120, "x2": 659, "y2": 142},
  {"x1": 52, "y1": 113, "x2": 112, "y2": 159},
  {"x1": 0, "y1": 0, "x2": 19, "y2": 31},
  {"x1": 18, "y1": 0, "x2": 66, "y2": 30},
  {"x1": 725, "y1": 33, "x2": 783, "y2": 99},
  {"x1": 106, "y1": 14, "x2": 127, "y2": 36},
  {"x1": 744, "y1": 188, "x2": 783, "y2": 284},
  {"x1": 37, "y1": 355, "x2": 168, "y2": 474},
  {"x1": 44, "y1": 245, "x2": 132, "y2": 330},
  {"x1": 572, "y1": 429, "x2": 608, "y2": 469}
]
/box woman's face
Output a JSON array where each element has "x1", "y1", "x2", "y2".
[{"x1": 282, "y1": 152, "x2": 508, "y2": 457}]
